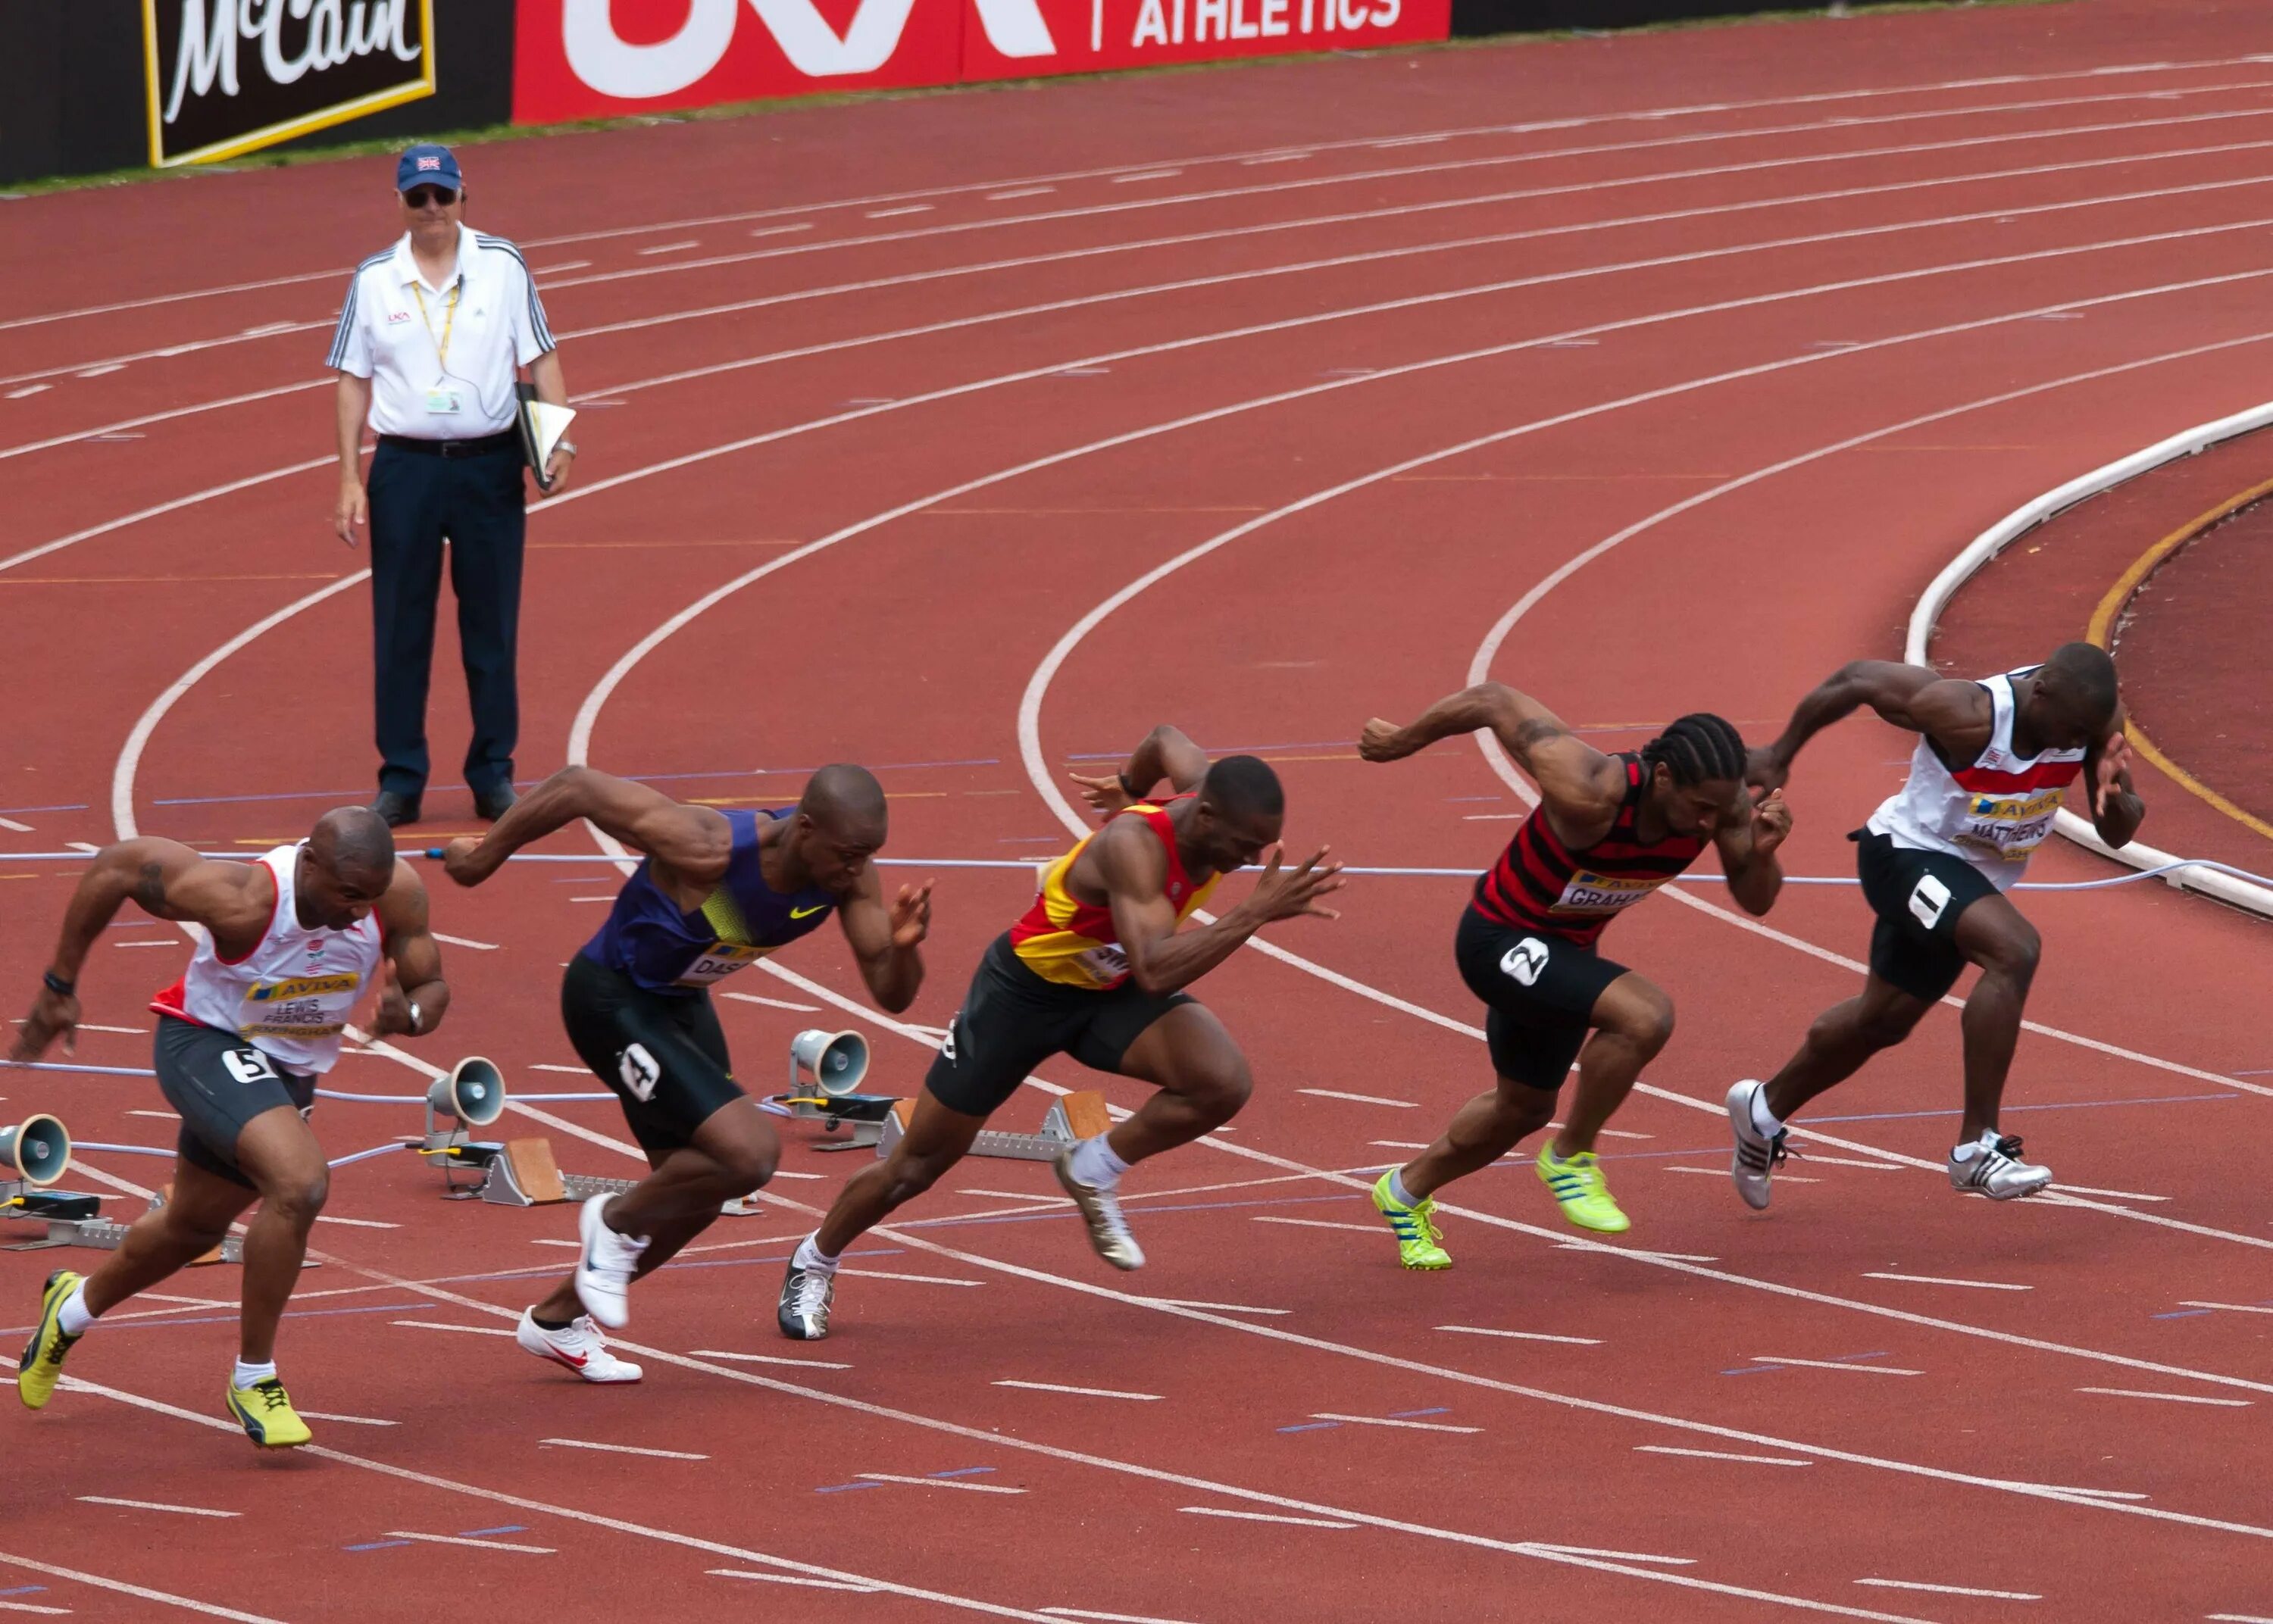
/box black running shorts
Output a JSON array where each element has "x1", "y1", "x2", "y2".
[
  {"x1": 1452, "y1": 907, "x2": 1630, "y2": 1091},
  {"x1": 153, "y1": 1015, "x2": 318, "y2": 1191},
  {"x1": 923, "y1": 933, "x2": 1193, "y2": 1117},
  {"x1": 1853, "y1": 829, "x2": 2001, "y2": 1003},
  {"x1": 561, "y1": 952, "x2": 743, "y2": 1157}
]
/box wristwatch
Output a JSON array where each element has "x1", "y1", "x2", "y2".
[{"x1": 553, "y1": 440, "x2": 579, "y2": 458}]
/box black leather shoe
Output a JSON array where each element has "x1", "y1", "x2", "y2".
[
  {"x1": 473, "y1": 782, "x2": 519, "y2": 822},
  {"x1": 370, "y1": 790, "x2": 422, "y2": 828}
]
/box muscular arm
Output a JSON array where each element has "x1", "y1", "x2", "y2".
[
  {"x1": 2081, "y1": 726, "x2": 2146, "y2": 848},
  {"x1": 835, "y1": 866, "x2": 927, "y2": 1013},
  {"x1": 1712, "y1": 794, "x2": 1789, "y2": 917},
  {"x1": 445, "y1": 765, "x2": 730, "y2": 892},
  {"x1": 1360, "y1": 683, "x2": 1624, "y2": 845},
  {"x1": 11, "y1": 840, "x2": 258, "y2": 1060},
  {"x1": 1120, "y1": 725, "x2": 1210, "y2": 800},
  {"x1": 370, "y1": 862, "x2": 449, "y2": 1036},
  {"x1": 1755, "y1": 661, "x2": 1987, "y2": 786},
  {"x1": 1093, "y1": 823, "x2": 1256, "y2": 997}
]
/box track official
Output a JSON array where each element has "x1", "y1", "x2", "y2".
[{"x1": 329, "y1": 144, "x2": 577, "y2": 829}]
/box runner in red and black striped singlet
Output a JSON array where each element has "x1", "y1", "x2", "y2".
[
  {"x1": 1355, "y1": 685, "x2": 1790, "y2": 1266},
  {"x1": 1474, "y1": 754, "x2": 1709, "y2": 950}
]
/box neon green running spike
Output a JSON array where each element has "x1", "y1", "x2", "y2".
[
  {"x1": 1534, "y1": 1145, "x2": 1630, "y2": 1233},
  {"x1": 1371, "y1": 1172, "x2": 1451, "y2": 1270}
]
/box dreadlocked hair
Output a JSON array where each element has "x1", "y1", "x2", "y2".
[{"x1": 1640, "y1": 713, "x2": 1748, "y2": 788}]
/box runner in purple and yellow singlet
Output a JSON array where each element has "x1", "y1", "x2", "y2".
[
  {"x1": 777, "y1": 726, "x2": 1342, "y2": 1341},
  {"x1": 1356, "y1": 684, "x2": 1790, "y2": 1266}
]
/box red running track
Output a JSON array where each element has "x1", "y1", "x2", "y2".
[{"x1": 6, "y1": 5, "x2": 2273, "y2": 1619}]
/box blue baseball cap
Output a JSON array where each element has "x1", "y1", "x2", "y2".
[{"x1": 396, "y1": 144, "x2": 462, "y2": 192}]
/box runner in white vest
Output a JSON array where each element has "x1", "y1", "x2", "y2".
[
  {"x1": 12, "y1": 808, "x2": 449, "y2": 1448},
  {"x1": 1727, "y1": 642, "x2": 2143, "y2": 1207}
]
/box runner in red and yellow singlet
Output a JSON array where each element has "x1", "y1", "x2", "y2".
[
  {"x1": 1356, "y1": 683, "x2": 1790, "y2": 1266},
  {"x1": 778, "y1": 726, "x2": 1342, "y2": 1341}
]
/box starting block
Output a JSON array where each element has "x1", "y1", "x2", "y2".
[
  {"x1": 4, "y1": 1182, "x2": 249, "y2": 1266},
  {"x1": 875, "y1": 1090, "x2": 1111, "y2": 1162},
  {"x1": 438, "y1": 1138, "x2": 761, "y2": 1216}
]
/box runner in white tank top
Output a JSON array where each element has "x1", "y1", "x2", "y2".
[
  {"x1": 151, "y1": 843, "x2": 384, "y2": 1073},
  {"x1": 1730, "y1": 645, "x2": 2143, "y2": 1210},
  {"x1": 12, "y1": 809, "x2": 450, "y2": 1449}
]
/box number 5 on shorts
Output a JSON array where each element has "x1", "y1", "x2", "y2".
[{"x1": 222, "y1": 1048, "x2": 278, "y2": 1085}]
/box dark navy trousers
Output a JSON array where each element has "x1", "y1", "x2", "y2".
[{"x1": 366, "y1": 437, "x2": 524, "y2": 800}]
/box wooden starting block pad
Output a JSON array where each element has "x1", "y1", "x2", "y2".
[{"x1": 875, "y1": 1090, "x2": 1111, "y2": 1162}]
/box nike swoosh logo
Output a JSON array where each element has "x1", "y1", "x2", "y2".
[{"x1": 789, "y1": 904, "x2": 826, "y2": 919}]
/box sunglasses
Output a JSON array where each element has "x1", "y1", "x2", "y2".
[{"x1": 402, "y1": 186, "x2": 458, "y2": 208}]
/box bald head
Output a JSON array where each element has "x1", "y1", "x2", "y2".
[
  {"x1": 2038, "y1": 642, "x2": 2121, "y2": 734},
  {"x1": 799, "y1": 764, "x2": 888, "y2": 845},
  {"x1": 311, "y1": 806, "x2": 397, "y2": 886}
]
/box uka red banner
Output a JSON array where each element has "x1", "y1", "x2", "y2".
[{"x1": 961, "y1": 0, "x2": 1448, "y2": 80}]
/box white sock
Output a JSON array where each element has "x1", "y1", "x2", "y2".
[
  {"x1": 1387, "y1": 1168, "x2": 1421, "y2": 1208},
  {"x1": 57, "y1": 1280, "x2": 96, "y2": 1337},
  {"x1": 1749, "y1": 1090, "x2": 1785, "y2": 1140},
  {"x1": 232, "y1": 1358, "x2": 278, "y2": 1390},
  {"x1": 793, "y1": 1233, "x2": 841, "y2": 1276},
  {"x1": 1068, "y1": 1133, "x2": 1130, "y2": 1191},
  {"x1": 1952, "y1": 1130, "x2": 2000, "y2": 1162}
]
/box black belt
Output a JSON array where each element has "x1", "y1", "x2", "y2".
[{"x1": 377, "y1": 430, "x2": 519, "y2": 459}]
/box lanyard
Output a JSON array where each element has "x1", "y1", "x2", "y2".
[{"x1": 408, "y1": 278, "x2": 461, "y2": 371}]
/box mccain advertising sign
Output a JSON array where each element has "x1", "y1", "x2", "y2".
[{"x1": 142, "y1": 0, "x2": 439, "y2": 167}]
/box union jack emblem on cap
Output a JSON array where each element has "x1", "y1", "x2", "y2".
[{"x1": 417, "y1": 155, "x2": 442, "y2": 170}]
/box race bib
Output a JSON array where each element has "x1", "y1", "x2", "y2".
[
  {"x1": 675, "y1": 942, "x2": 768, "y2": 988},
  {"x1": 1957, "y1": 789, "x2": 2066, "y2": 861},
  {"x1": 238, "y1": 972, "x2": 359, "y2": 1037},
  {"x1": 424, "y1": 386, "x2": 463, "y2": 414},
  {"x1": 1079, "y1": 944, "x2": 1131, "y2": 985},
  {"x1": 1549, "y1": 870, "x2": 1662, "y2": 915}
]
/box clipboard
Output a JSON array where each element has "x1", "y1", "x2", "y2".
[{"x1": 515, "y1": 381, "x2": 577, "y2": 493}]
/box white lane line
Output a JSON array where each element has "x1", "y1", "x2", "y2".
[
  {"x1": 2057, "y1": 1182, "x2": 2169, "y2": 1202},
  {"x1": 855, "y1": 1473, "x2": 1025, "y2": 1494},
  {"x1": 2, "y1": 385, "x2": 49, "y2": 399},
  {"x1": 1790, "y1": 1154, "x2": 1904, "y2": 1170},
  {"x1": 126, "y1": 1110, "x2": 178, "y2": 1119},
  {"x1": 748, "y1": 223, "x2": 814, "y2": 238},
  {"x1": 958, "y1": 1188, "x2": 1074, "y2": 1204},
  {"x1": 0, "y1": 817, "x2": 29, "y2": 832},
  {"x1": 111, "y1": 939, "x2": 177, "y2": 947},
  {"x1": 1635, "y1": 1446, "x2": 1814, "y2": 1467},
  {"x1": 986, "y1": 186, "x2": 1055, "y2": 200},
  {"x1": 843, "y1": 1268, "x2": 984, "y2": 1286},
  {"x1": 1111, "y1": 170, "x2": 1182, "y2": 183},
  {"x1": 532, "y1": 260, "x2": 591, "y2": 273},
  {"x1": 431, "y1": 932, "x2": 499, "y2": 951},
  {"x1": 1752, "y1": 1356, "x2": 1924, "y2": 1376},
  {"x1": 1863, "y1": 1272, "x2": 2031, "y2": 1291},
  {"x1": 1552, "y1": 1243, "x2": 1720, "y2": 1262},
  {"x1": 528, "y1": 1063, "x2": 589, "y2": 1073},
  {"x1": 77, "y1": 1495, "x2": 236, "y2": 1517},
  {"x1": 392, "y1": 1320, "x2": 514, "y2": 1336},
  {"x1": 314, "y1": 1216, "x2": 399, "y2": 1229},
  {"x1": 866, "y1": 205, "x2": 933, "y2": 218},
  {"x1": 1856, "y1": 1579, "x2": 2040, "y2": 1601},
  {"x1": 0, "y1": 1551, "x2": 278, "y2": 1622},
  {"x1": 386, "y1": 1530, "x2": 556, "y2": 1554},
  {"x1": 1039, "y1": 1610, "x2": 1196, "y2": 1624},
  {"x1": 0, "y1": 1600, "x2": 70, "y2": 1616},
  {"x1": 690, "y1": 1349, "x2": 853, "y2": 1370},
  {"x1": 2208, "y1": 1614, "x2": 2273, "y2": 1622},
  {"x1": 1666, "y1": 1165, "x2": 1821, "y2": 1182},
  {"x1": 1527, "y1": 1543, "x2": 1693, "y2": 1566},
  {"x1": 2181, "y1": 1301, "x2": 2273, "y2": 1315},
  {"x1": 1144, "y1": 1298, "x2": 1289, "y2": 1316},
  {"x1": 1297, "y1": 1088, "x2": 1416, "y2": 1107},
  {"x1": 1252, "y1": 1216, "x2": 1379, "y2": 1232},
  {"x1": 540, "y1": 1438, "x2": 710, "y2": 1459},
  {"x1": 718, "y1": 990, "x2": 823, "y2": 1012},
  {"x1": 2076, "y1": 1387, "x2": 2251, "y2": 1407},
  {"x1": 1371, "y1": 1140, "x2": 1431, "y2": 1149},
  {"x1": 64, "y1": 842, "x2": 98, "y2": 853},
  {"x1": 994, "y1": 1380, "x2": 1162, "y2": 1402},
  {"x1": 636, "y1": 240, "x2": 700, "y2": 255},
  {"x1": 709, "y1": 1569, "x2": 881, "y2": 1591},
  {"x1": 19, "y1": 49, "x2": 2270, "y2": 335},
  {"x1": 1180, "y1": 1507, "x2": 1355, "y2": 1529},
  {"x1": 1436, "y1": 1326, "x2": 1601, "y2": 1346},
  {"x1": 298, "y1": 1410, "x2": 396, "y2": 1426},
  {"x1": 1311, "y1": 1413, "x2": 1480, "y2": 1434},
  {"x1": 1994, "y1": 1481, "x2": 2146, "y2": 1501}
]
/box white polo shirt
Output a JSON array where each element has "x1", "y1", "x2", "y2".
[{"x1": 327, "y1": 223, "x2": 555, "y2": 439}]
